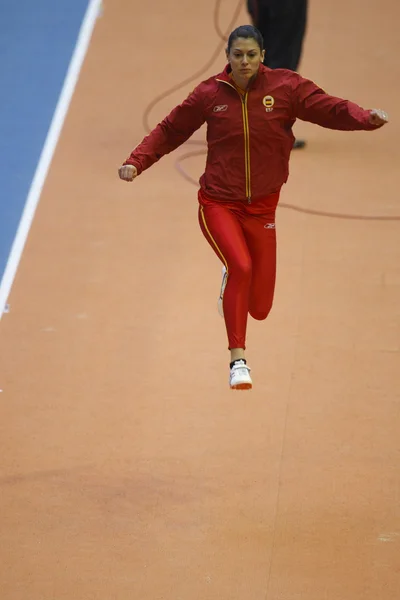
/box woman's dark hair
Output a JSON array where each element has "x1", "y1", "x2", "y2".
[{"x1": 227, "y1": 25, "x2": 264, "y2": 53}]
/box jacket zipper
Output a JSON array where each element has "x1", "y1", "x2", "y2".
[
  {"x1": 241, "y1": 92, "x2": 251, "y2": 203},
  {"x1": 216, "y1": 79, "x2": 252, "y2": 203}
]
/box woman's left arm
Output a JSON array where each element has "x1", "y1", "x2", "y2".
[{"x1": 291, "y1": 74, "x2": 388, "y2": 130}]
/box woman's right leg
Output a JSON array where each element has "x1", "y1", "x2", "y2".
[{"x1": 198, "y1": 202, "x2": 252, "y2": 352}]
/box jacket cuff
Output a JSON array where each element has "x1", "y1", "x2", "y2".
[{"x1": 123, "y1": 157, "x2": 142, "y2": 174}]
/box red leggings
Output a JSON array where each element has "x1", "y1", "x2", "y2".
[{"x1": 198, "y1": 191, "x2": 279, "y2": 349}]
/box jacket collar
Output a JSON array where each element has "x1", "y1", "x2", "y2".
[{"x1": 215, "y1": 63, "x2": 269, "y2": 89}]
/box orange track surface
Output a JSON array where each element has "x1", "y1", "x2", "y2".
[{"x1": 1, "y1": 1, "x2": 399, "y2": 598}]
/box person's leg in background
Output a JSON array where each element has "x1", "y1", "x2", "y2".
[
  {"x1": 247, "y1": 0, "x2": 308, "y2": 148},
  {"x1": 198, "y1": 199, "x2": 253, "y2": 389},
  {"x1": 255, "y1": 0, "x2": 307, "y2": 71}
]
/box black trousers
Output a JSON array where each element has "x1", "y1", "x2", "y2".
[{"x1": 247, "y1": 0, "x2": 308, "y2": 71}]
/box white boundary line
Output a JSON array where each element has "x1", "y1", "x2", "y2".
[{"x1": 0, "y1": 0, "x2": 103, "y2": 320}]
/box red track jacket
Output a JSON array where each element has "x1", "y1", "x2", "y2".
[{"x1": 124, "y1": 64, "x2": 379, "y2": 205}]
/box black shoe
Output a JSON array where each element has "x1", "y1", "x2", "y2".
[{"x1": 293, "y1": 138, "x2": 306, "y2": 149}]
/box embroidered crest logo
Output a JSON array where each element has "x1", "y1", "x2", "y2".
[
  {"x1": 262, "y1": 95, "x2": 275, "y2": 112},
  {"x1": 213, "y1": 104, "x2": 228, "y2": 113}
]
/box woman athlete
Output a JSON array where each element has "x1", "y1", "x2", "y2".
[{"x1": 118, "y1": 25, "x2": 388, "y2": 390}]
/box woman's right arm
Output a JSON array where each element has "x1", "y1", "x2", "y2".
[{"x1": 119, "y1": 84, "x2": 207, "y2": 180}]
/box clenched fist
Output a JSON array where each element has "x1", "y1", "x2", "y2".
[
  {"x1": 369, "y1": 109, "x2": 389, "y2": 127},
  {"x1": 118, "y1": 164, "x2": 138, "y2": 182}
]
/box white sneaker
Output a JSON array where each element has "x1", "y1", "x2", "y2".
[
  {"x1": 229, "y1": 360, "x2": 252, "y2": 390},
  {"x1": 218, "y1": 265, "x2": 228, "y2": 317}
]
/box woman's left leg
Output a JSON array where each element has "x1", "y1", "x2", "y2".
[{"x1": 241, "y1": 212, "x2": 277, "y2": 321}]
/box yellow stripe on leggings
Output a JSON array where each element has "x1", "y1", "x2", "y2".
[{"x1": 200, "y1": 205, "x2": 228, "y2": 272}]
